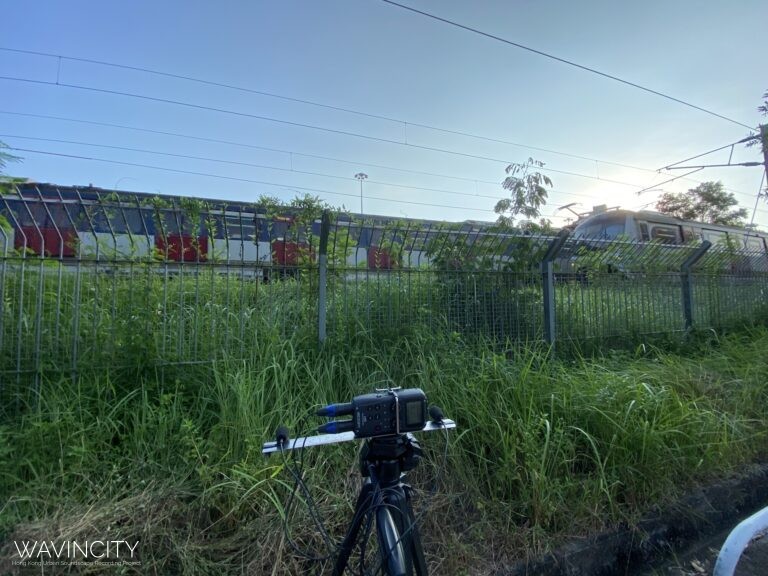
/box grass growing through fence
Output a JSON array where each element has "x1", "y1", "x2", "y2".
[
  {"x1": 1, "y1": 324, "x2": 767, "y2": 574},
  {"x1": 2, "y1": 263, "x2": 766, "y2": 378}
]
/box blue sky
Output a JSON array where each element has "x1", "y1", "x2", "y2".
[{"x1": 1, "y1": 0, "x2": 766, "y2": 229}]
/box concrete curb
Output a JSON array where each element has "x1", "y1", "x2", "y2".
[{"x1": 498, "y1": 464, "x2": 768, "y2": 576}]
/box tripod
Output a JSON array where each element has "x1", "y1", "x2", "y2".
[{"x1": 332, "y1": 433, "x2": 428, "y2": 576}]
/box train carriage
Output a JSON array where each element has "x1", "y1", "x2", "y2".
[
  {"x1": 0, "y1": 182, "x2": 448, "y2": 271},
  {"x1": 571, "y1": 208, "x2": 768, "y2": 272}
]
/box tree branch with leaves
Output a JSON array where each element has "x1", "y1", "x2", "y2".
[
  {"x1": 655, "y1": 181, "x2": 748, "y2": 227},
  {"x1": 494, "y1": 157, "x2": 552, "y2": 230}
]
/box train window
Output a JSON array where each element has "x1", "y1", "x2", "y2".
[
  {"x1": 574, "y1": 214, "x2": 626, "y2": 239},
  {"x1": 357, "y1": 227, "x2": 372, "y2": 248},
  {"x1": 153, "y1": 210, "x2": 180, "y2": 235},
  {"x1": 86, "y1": 205, "x2": 116, "y2": 232},
  {"x1": 255, "y1": 218, "x2": 272, "y2": 242},
  {"x1": 681, "y1": 226, "x2": 697, "y2": 243},
  {"x1": 744, "y1": 236, "x2": 765, "y2": 252},
  {"x1": 650, "y1": 225, "x2": 679, "y2": 244},
  {"x1": 270, "y1": 220, "x2": 289, "y2": 239},
  {"x1": 46, "y1": 204, "x2": 76, "y2": 230},
  {"x1": 637, "y1": 222, "x2": 650, "y2": 242},
  {"x1": 62, "y1": 204, "x2": 90, "y2": 231},
  {"x1": 702, "y1": 229, "x2": 727, "y2": 246},
  {"x1": 121, "y1": 208, "x2": 148, "y2": 234},
  {"x1": 369, "y1": 228, "x2": 386, "y2": 247},
  {"x1": 16, "y1": 201, "x2": 48, "y2": 228},
  {"x1": 3, "y1": 200, "x2": 25, "y2": 227},
  {"x1": 204, "y1": 214, "x2": 224, "y2": 239},
  {"x1": 224, "y1": 215, "x2": 255, "y2": 241}
]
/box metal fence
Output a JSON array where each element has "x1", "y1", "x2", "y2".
[{"x1": 1, "y1": 184, "x2": 767, "y2": 386}]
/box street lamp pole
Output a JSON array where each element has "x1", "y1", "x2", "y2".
[{"x1": 355, "y1": 172, "x2": 368, "y2": 214}]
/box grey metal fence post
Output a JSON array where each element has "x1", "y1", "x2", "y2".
[
  {"x1": 541, "y1": 230, "x2": 570, "y2": 349},
  {"x1": 681, "y1": 240, "x2": 711, "y2": 330},
  {"x1": 318, "y1": 211, "x2": 330, "y2": 344}
]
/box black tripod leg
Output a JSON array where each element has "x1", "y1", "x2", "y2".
[
  {"x1": 382, "y1": 486, "x2": 429, "y2": 576},
  {"x1": 332, "y1": 482, "x2": 374, "y2": 576},
  {"x1": 404, "y1": 504, "x2": 428, "y2": 576}
]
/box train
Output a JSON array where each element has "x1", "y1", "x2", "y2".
[
  {"x1": 0, "y1": 182, "x2": 481, "y2": 270},
  {"x1": 3, "y1": 183, "x2": 767, "y2": 275},
  {"x1": 571, "y1": 207, "x2": 768, "y2": 253}
]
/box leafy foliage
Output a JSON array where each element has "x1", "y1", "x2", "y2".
[
  {"x1": 0, "y1": 140, "x2": 21, "y2": 176},
  {"x1": 655, "y1": 181, "x2": 748, "y2": 226},
  {"x1": 495, "y1": 158, "x2": 552, "y2": 228},
  {"x1": 258, "y1": 193, "x2": 354, "y2": 268}
]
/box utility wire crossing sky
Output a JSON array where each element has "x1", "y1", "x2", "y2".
[{"x1": 0, "y1": 0, "x2": 765, "y2": 229}]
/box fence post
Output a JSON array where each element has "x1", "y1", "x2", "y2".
[
  {"x1": 681, "y1": 240, "x2": 711, "y2": 330},
  {"x1": 541, "y1": 230, "x2": 570, "y2": 350},
  {"x1": 318, "y1": 211, "x2": 330, "y2": 345}
]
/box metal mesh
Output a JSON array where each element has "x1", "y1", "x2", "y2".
[
  {"x1": 1, "y1": 182, "x2": 767, "y2": 387},
  {"x1": 322, "y1": 219, "x2": 550, "y2": 343}
]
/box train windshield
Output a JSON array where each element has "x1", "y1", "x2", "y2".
[{"x1": 574, "y1": 213, "x2": 627, "y2": 239}]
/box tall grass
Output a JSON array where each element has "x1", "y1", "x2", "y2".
[
  {"x1": 2, "y1": 324, "x2": 767, "y2": 573},
  {"x1": 3, "y1": 263, "x2": 766, "y2": 380}
]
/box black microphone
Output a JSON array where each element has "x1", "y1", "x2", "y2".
[
  {"x1": 275, "y1": 426, "x2": 290, "y2": 448},
  {"x1": 428, "y1": 405, "x2": 444, "y2": 424},
  {"x1": 316, "y1": 402, "x2": 354, "y2": 418}
]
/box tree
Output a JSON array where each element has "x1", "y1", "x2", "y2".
[
  {"x1": 655, "y1": 181, "x2": 748, "y2": 226},
  {"x1": 0, "y1": 140, "x2": 22, "y2": 232},
  {"x1": 0, "y1": 140, "x2": 21, "y2": 178},
  {"x1": 494, "y1": 157, "x2": 552, "y2": 229}
]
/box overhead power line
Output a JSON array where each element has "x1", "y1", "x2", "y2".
[
  {"x1": 661, "y1": 134, "x2": 760, "y2": 170},
  {"x1": 377, "y1": 0, "x2": 755, "y2": 131},
  {"x1": 634, "y1": 169, "x2": 705, "y2": 195},
  {"x1": 14, "y1": 143, "x2": 629, "y2": 219},
  {"x1": 0, "y1": 45, "x2": 688, "y2": 175},
  {"x1": 2, "y1": 109, "x2": 758, "y2": 203},
  {"x1": 0, "y1": 133, "x2": 686, "y2": 208},
  {"x1": 1, "y1": 134, "x2": 664, "y2": 216},
  {"x1": 7, "y1": 146, "x2": 506, "y2": 216},
  {"x1": 0, "y1": 46, "x2": 755, "y2": 204},
  {"x1": 0, "y1": 76, "x2": 659, "y2": 189},
  {"x1": 8, "y1": 145, "x2": 766, "y2": 219},
  {"x1": 0, "y1": 109, "x2": 493, "y2": 186},
  {"x1": 0, "y1": 133, "x2": 508, "y2": 201}
]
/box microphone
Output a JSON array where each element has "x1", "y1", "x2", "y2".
[
  {"x1": 428, "y1": 405, "x2": 444, "y2": 424},
  {"x1": 317, "y1": 420, "x2": 355, "y2": 434},
  {"x1": 316, "y1": 402, "x2": 354, "y2": 418},
  {"x1": 275, "y1": 426, "x2": 290, "y2": 448}
]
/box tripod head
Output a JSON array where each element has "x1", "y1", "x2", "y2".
[{"x1": 359, "y1": 433, "x2": 422, "y2": 480}]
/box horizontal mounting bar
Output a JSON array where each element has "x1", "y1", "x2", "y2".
[{"x1": 262, "y1": 418, "x2": 456, "y2": 454}]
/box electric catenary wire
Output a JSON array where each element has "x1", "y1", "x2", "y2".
[
  {"x1": 2, "y1": 133, "x2": 687, "y2": 209},
  {"x1": 0, "y1": 75, "x2": 666, "y2": 191},
  {"x1": 660, "y1": 134, "x2": 761, "y2": 170},
  {"x1": 0, "y1": 45, "x2": 702, "y2": 175},
  {"x1": 7, "y1": 145, "x2": 768, "y2": 223},
  {"x1": 8, "y1": 146, "x2": 510, "y2": 216},
  {"x1": 377, "y1": 1, "x2": 754, "y2": 131},
  {"x1": 0, "y1": 69, "x2": 754, "y2": 197}
]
